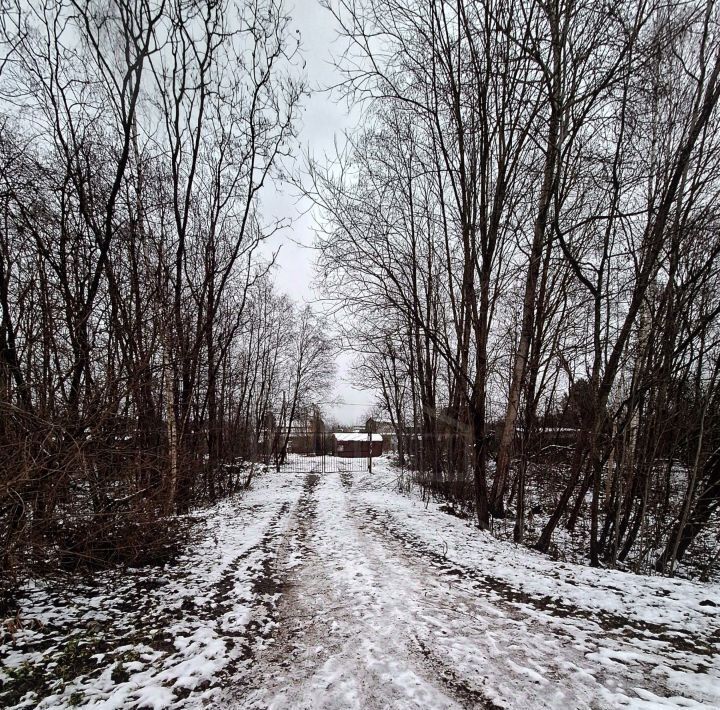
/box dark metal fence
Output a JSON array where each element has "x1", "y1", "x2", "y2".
[
  {"x1": 280, "y1": 432, "x2": 376, "y2": 473},
  {"x1": 282, "y1": 452, "x2": 372, "y2": 473}
]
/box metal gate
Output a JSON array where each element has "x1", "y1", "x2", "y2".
[
  {"x1": 279, "y1": 432, "x2": 376, "y2": 473},
  {"x1": 282, "y1": 452, "x2": 372, "y2": 473}
]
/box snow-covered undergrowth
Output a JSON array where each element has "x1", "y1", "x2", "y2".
[
  {"x1": 417, "y1": 460, "x2": 720, "y2": 582},
  {"x1": 0, "y1": 467, "x2": 304, "y2": 709}
]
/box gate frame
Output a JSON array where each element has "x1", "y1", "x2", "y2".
[{"x1": 277, "y1": 431, "x2": 376, "y2": 473}]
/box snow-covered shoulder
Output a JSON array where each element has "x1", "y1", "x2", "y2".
[{"x1": 0, "y1": 467, "x2": 306, "y2": 710}]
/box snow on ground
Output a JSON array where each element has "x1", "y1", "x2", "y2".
[
  {"x1": 226, "y1": 458, "x2": 720, "y2": 710},
  {"x1": 351, "y1": 462, "x2": 720, "y2": 708},
  {"x1": 0, "y1": 466, "x2": 305, "y2": 709},
  {"x1": 2, "y1": 456, "x2": 719, "y2": 709}
]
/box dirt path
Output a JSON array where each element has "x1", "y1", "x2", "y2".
[
  {"x1": 230, "y1": 467, "x2": 476, "y2": 709},
  {"x1": 4, "y1": 462, "x2": 715, "y2": 709},
  {"x1": 225, "y1": 466, "x2": 719, "y2": 709}
]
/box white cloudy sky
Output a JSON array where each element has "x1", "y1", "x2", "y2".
[{"x1": 262, "y1": 0, "x2": 378, "y2": 425}]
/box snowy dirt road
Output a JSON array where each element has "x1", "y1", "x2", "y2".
[
  {"x1": 3, "y1": 459, "x2": 718, "y2": 709},
  {"x1": 225, "y1": 461, "x2": 720, "y2": 710}
]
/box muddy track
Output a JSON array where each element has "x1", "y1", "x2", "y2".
[
  {"x1": 413, "y1": 636, "x2": 502, "y2": 710},
  {"x1": 218, "y1": 499, "x2": 294, "y2": 690},
  {"x1": 339, "y1": 468, "x2": 354, "y2": 490},
  {"x1": 228, "y1": 468, "x2": 324, "y2": 704}
]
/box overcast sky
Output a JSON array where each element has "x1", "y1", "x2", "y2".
[{"x1": 263, "y1": 0, "x2": 378, "y2": 426}]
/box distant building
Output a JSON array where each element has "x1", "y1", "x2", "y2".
[
  {"x1": 365, "y1": 417, "x2": 396, "y2": 434},
  {"x1": 332, "y1": 432, "x2": 383, "y2": 458},
  {"x1": 365, "y1": 417, "x2": 399, "y2": 452},
  {"x1": 286, "y1": 406, "x2": 326, "y2": 455}
]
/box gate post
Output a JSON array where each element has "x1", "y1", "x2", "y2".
[{"x1": 368, "y1": 431, "x2": 372, "y2": 473}]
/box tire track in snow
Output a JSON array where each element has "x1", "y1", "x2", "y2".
[
  {"x1": 222, "y1": 500, "x2": 292, "y2": 672},
  {"x1": 229, "y1": 466, "x2": 484, "y2": 709},
  {"x1": 356, "y1": 503, "x2": 717, "y2": 658},
  {"x1": 347, "y1": 472, "x2": 719, "y2": 708},
  {"x1": 228, "y1": 464, "x2": 716, "y2": 709}
]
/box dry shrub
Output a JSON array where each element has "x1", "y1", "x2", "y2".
[{"x1": 0, "y1": 402, "x2": 186, "y2": 590}]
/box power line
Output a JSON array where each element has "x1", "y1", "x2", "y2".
[{"x1": 315, "y1": 401, "x2": 377, "y2": 406}]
